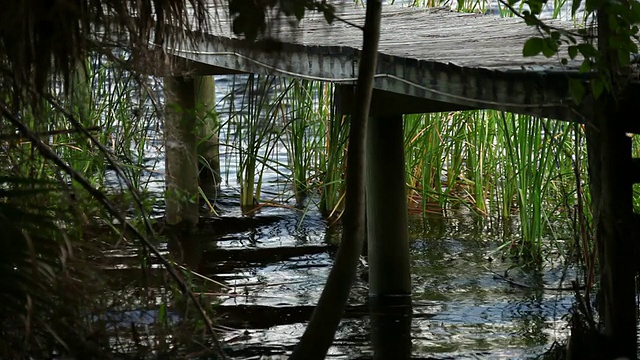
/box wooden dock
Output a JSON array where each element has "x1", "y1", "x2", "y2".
[{"x1": 159, "y1": 2, "x2": 625, "y2": 123}]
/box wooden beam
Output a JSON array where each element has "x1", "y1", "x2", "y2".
[
  {"x1": 336, "y1": 85, "x2": 475, "y2": 116},
  {"x1": 128, "y1": 49, "x2": 247, "y2": 77}
]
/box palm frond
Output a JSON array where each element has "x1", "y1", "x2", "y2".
[{"x1": 0, "y1": 0, "x2": 211, "y2": 93}]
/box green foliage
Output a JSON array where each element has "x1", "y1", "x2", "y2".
[
  {"x1": 522, "y1": 36, "x2": 559, "y2": 57},
  {"x1": 226, "y1": 74, "x2": 286, "y2": 210},
  {"x1": 510, "y1": 0, "x2": 639, "y2": 102},
  {"x1": 0, "y1": 52, "x2": 200, "y2": 358},
  {"x1": 229, "y1": 0, "x2": 336, "y2": 40},
  {"x1": 0, "y1": 142, "x2": 110, "y2": 358}
]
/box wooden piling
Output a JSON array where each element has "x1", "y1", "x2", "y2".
[
  {"x1": 164, "y1": 76, "x2": 199, "y2": 227},
  {"x1": 194, "y1": 76, "x2": 221, "y2": 193},
  {"x1": 366, "y1": 115, "x2": 411, "y2": 297},
  {"x1": 366, "y1": 115, "x2": 412, "y2": 359},
  {"x1": 584, "y1": 97, "x2": 637, "y2": 359}
]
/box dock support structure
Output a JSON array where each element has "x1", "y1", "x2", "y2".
[
  {"x1": 366, "y1": 115, "x2": 412, "y2": 359},
  {"x1": 165, "y1": 75, "x2": 221, "y2": 227},
  {"x1": 194, "y1": 76, "x2": 221, "y2": 195},
  {"x1": 582, "y1": 98, "x2": 637, "y2": 359},
  {"x1": 164, "y1": 76, "x2": 198, "y2": 227}
]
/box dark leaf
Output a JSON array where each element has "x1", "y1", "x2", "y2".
[
  {"x1": 577, "y1": 43, "x2": 598, "y2": 58},
  {"x1": 523, "y1": 37, "x2": 544, "y2": 57},
  {"x1": 584, "y1": 0, "x2": 596, "y2": 12},
  {"x1": 528, "y1": 0, "x2": 544, "y2": 14},
  {"x1": 591, "y1": 79, "x2": 604, "y2": 99},
  {"x1": 572, "y1": 0, "x2": 582, "y2": 17},
  {"x1": 541, "y1": 38, "x2": 558, "y2": 57},
  {"x1": 323, "y1": 7, "x2": 335, "y2": 24},
  {"x1": 568, "y1": 45, "x2": 579, "y2": 59},
  {"x1": 569, "y1": 79, "x2": 585, "y2": 104},
  {"x1": 579, "y1": 60, "x2": 592, "y2": 73},
  {"x1": 618, "y1": 49, "x2": 630, "y2": 66}
]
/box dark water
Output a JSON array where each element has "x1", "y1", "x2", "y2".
[
  {"x1": 102, "y1": 74, "x2": 575, "y2": 359},
  {"x1": 193, "y1": 199, "x2": 574, "y2": 359}
]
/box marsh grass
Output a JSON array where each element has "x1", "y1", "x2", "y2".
[
  {"x1": 318, "y1": 109, "x2": 349, "y2": 222},
  {"x1": 281, "y1": 79, "x2": 316, "y2": 204},
  {"x1": 221, "y1": 70, "x2": 587, "y2": 260},
  {"x1": 227, "y1": 74, "x2": 289, "y2": 211},
  {"x1": 180, "y1": 0, "x2": 592, "y2": 262},
  {"x1": 0, "y1": 52, "x2": 225, "y2": 358}
]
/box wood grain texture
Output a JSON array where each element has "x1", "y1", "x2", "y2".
[{"x1": 160, "y1": 1, "x2": 631, "y2": 122}]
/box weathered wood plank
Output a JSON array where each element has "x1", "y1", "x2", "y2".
[{"x1": 157, "y1": 1, "x2": 640, "y2": 124}]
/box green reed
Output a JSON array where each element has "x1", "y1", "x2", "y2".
[
  {"x1": 229, "y1": 74, "x2": 287, "y2": 210},
  {"x1": 404, "y1": 112, "x2": 448, "y2": 212},
  {"x1": 318, "y1": 103, "x2": 349, "y2": 221},
  {"x1": 499, "y1": 113, "x2": 569, "y2": 259},
  {"x1": 0, "y1": 52, "x2": 175, "y2": 357},
  {"x1": 281, "y1": 79, "x2": 318, "y2": 204}
]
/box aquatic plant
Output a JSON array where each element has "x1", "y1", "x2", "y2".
[
  {"x1": 281, "y1": 79, "x2": 319, "y2": 204},
  {"x1": 228, "y1": 74, "x2": 287, "y2": 211}
]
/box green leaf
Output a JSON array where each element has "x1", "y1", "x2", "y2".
[
  {"x1": 579, "y1": 60, "x2": 592, "y2": 73},
  {"x1": 591, "y1": 79, "x2": 604, "y2": 99},
  {"x1": 623, "y1": 38, "x2": 638, "y2": 54},
  {"x1": 569, "y1": 79, "x2": 585, "y2": 104},
  {"x1": 577, "y1": 43, "x2": 598, "y2": 58},
  {"x1": 618, "y1": 49, "x2": 630, "y2": 66},
  {"x1": 523, "y1": 37, "x2": 544, "y2": 57},
  {"x1": 541, "y1": 38, "x2": 558, "y2": 57},
  {"x1": 572, "y1": 0, "x2": 582, "y2": 16},
  {"x1": 568, "y1": 45, "x2": 579, "y2": 59},
  {"x1": 323, "y1": 6, "x2": 335, "y2": 24},
  {"x1": 561, "y1": 58, "x2": 568, "y2": 65},
  {"x1": 631, "y1": 1, "x2": 640, "y2": 22},
  {"x1": 528, "y1": 0, "x2": 544, "y2": 14}
]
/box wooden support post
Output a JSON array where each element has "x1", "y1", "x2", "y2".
[
  {"x1": 164, "y1": 76, "x2": 199, "y2": 227},
  {"x1": 366, "y1": 115, "x2": 412, "y2": 359},
  {"x1": 584, "y1": 98, "x2": 637, "y2": 359},
  {"x1": 194, "y1": 76, "x2": 221, "y2": 194},
  {"x1": 366, "y1": 115, "x2": 411, "y2": 297}
]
